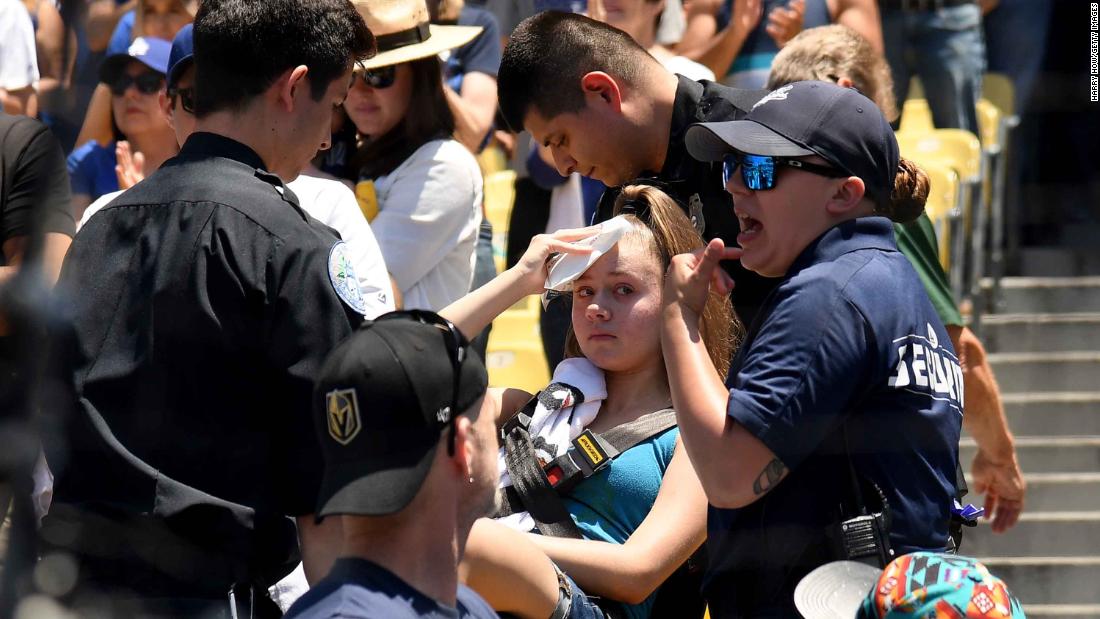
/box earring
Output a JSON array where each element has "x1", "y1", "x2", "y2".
[{"x1": 468, "y1": 476, "x2": 475, "y2": 484}]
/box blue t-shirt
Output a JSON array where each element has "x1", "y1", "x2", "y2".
[
  {"x1": 718, "y1": 0, "x2": 829, "y2": 87},
  {"x1": 564, "y1": 426, "x2": 679, "y2": 619},
  {"x1": 67, "y1": 140, "x2": 119, "y2": 200},
  {"x1": 285, "y1": 557, "x2": 499, "y2": 619},
  {"x1": 704, "y1": 218, "x2": 961, "y2": 618},
  {"x1": 444, "y1": 5, "x2": 502, "y2": 92}
]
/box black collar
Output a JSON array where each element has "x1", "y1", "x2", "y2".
[
  {"x1": 655, "y1": 75, "x2": 706, "y2": 179},
  {"x1": 179, "y1": 132, "x2": 268, "y2": 171}
]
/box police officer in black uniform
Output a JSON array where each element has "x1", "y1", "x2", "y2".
[
  {"x1": 43, "y1": 1, "x2": 375, "y2": 616},
  {"x1": 496, "y1": 11, "x2": 773, "y2": 329}
]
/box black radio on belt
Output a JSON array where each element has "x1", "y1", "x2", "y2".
[
  {"x1": 826, "y1": 426, "x2": 896, "y2": 568},
  {"x1": 828, "y1": 509, "x2": 895, "y2": 568}
]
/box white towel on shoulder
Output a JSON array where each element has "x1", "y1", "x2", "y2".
[{"x1": 497, "y1": 357, "x2": 606, "y2": 531}]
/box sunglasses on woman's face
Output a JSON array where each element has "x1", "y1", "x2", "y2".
[
  {"x1": 108, "y1": 71, "x2": 165, "y2": 97},
  {"x1": 353, "y1": 65, "x2": 398, "y2": 90},
  {"x1": 721, "y1": 153, "x2": 848, "y2": 191}
]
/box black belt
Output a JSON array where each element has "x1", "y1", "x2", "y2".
[{"x1": 879, "y1": 0, "x2": 973, "y2": 10}]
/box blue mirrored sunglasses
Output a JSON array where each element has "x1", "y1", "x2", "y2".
[{"x1": 721, "y1": 153, "x2": 848, "y2": 190}]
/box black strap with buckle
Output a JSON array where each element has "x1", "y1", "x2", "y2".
[{"x1": 497, "y1": 401, "x2": 678, "y2": 538}]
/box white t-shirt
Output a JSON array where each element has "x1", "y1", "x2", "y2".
[
  {"x1": 661, "y1": 55, "x2": 716, "y2": 83},
  {"x1": 370, "y1": 138, "x2": 482, "y2": 311},
  {"x1": 79, "y1": 175, "x2": 394, "y2": 319},
  {"x1": 0, "y1": 0, "x2": 39, "y2": 92}
]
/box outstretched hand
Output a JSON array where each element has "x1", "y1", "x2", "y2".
[
  {"x1": 512, "y1": 226, "x2": 598, "y2": 295},
  {"x1": 971, "y1": 450, "x2": 1025, "y2": 533},
  {"x1": 765, "y1": 0, "x2": 804, "y2": 48},
  {"x1": 115, "y1": 141, "x2": 146, "y2": 190},
  {"x1": 664, "y1": 238, "x2": 742, "y2": 316}
]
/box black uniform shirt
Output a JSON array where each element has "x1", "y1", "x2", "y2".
[
  {"x1": 47, "y1": 132, "x2": 364, "y2": 594},
  {"x1": 593, "y1": 76, "x2": 776, "y2": 327},
  {"x1": 1, "y1": 112, "x2": 75, "y2": 264}
]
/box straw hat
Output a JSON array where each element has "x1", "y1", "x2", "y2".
[{"x1": 354, "y1": 0, "x2": 483, "y2": 70}]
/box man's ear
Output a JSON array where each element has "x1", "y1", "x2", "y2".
[
  {"x1": 159, "y1": 90, "x2": 173, "y2": 124},
  {"x1": 825, "y1": 176, "x2": 867, "y2": 216},
  {"x1": 580, "y1": 71, "x2": 623, "y2": 114},
  {"x1": 450, "y1": 416, "x2": 476, "y2": 480},
  {"x1": 836, "y1": 76, "x2": 855, "y2": 90},
  {"x1": 277, "y1": 65, "x2": 311, "y2": 112}
]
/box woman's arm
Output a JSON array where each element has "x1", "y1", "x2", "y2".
[
  {"x1": 439, "y1": 227, "x2": 595, "y2": 339},
  {"x1": 74, "y1": 84, "x2": 115, "y2": 149},
  {"x1": 524, "y1": 439, "x2": 708, "y2": 605},
  {"x1": 682, "y1": 0, "x2": 763, "y2": 78},
  {"x1": 660, "y1": 240, "x2": 788, "y2": 509}
]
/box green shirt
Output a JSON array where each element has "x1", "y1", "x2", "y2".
[{"x1": 894, "y1": 213, "x2": 964, "y2": 327}]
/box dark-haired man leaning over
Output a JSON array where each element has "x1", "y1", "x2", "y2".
[
  {"x1": 43, "y1": 0, "x2": 374, "y2": 617},
  {"x1": 498, "y1": 11, "x2": 773, "y2": 326},
  {"x1": 285, "y1": 314, "x2": 500, "y2": 619}
]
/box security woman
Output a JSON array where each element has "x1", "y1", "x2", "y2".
[{"x1": 659, "y1": 81, "x2": 962, "y2": 617}]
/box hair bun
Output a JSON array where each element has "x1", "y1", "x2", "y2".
[{"x1": 885, "y1": 157, "x2": 929, "y2": 223}]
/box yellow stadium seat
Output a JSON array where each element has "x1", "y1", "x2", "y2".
[
  {"x1": 983, "y1": 72, "x2": 1017, "y2": 119},
  {"x1": 899, "y1": 98, "x2": 934, "y2": 134},
  {"x1": 896, "y1": 129, "x2": 982, "y2": 298},
  {"x1": 483, "y1": 170, "x2": 517, "y2": 273},
  {"x1": 981, "y1": 73, "x2": 1020, "y2": 308},
  {"x1": 476, "y1": 144, "x2": 509, "y2": 175},
  {"x1": 920, "y1": 163, "x2": 961, "y2": 271},
  {"x1": 485, "y1": 341, "x2": 551, "y2": 393},
  {"x1": 976, "y1": 99, "x2": 1002, "y2": 153},
  {"x1": 487, "y1": 294, "x2": 548, "y2": 392},
  {"x1": 896, "y1": 129, "x2": 982, "y2": 183}
]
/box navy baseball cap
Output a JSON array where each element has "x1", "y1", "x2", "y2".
[
  {"x1": 685, "y1": 80, "x2": 900, "y2": 208},
  {"x1": 167, "y1": 24, "x2": 195, "y2": 89},
  {"x1": 99, "y1": 36, "x2": 172, "y2": 83},
  {"x1": 313, "y1": 311, "x2": 489, "y2": 518}
]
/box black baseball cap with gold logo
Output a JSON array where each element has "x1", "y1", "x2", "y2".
[{"x1": 313, "y1": 310, "x2": 488, "y2": 518}]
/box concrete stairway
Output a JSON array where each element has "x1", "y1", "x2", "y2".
[{"x1": 965, "y1": 273, "x2": 1100, "y2": 618}]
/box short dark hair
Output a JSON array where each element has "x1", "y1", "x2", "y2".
[
  {"x1": 498, "y1": 11, "x2": 655, "y2": 132},
  {"x1": 192, "y1": 0, "x2": 375, "y2": 117},
  {"x1": 353, "y1": 57, "x2": 455, "y2": 179}
]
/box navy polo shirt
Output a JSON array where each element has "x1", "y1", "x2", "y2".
[{"x1": 704, "y1": 217, "x2": 962, "y2": 618}]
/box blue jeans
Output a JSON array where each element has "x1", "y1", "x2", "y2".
[{"x1": 882, "y1": 3, "x2": 986, "y2": 134}]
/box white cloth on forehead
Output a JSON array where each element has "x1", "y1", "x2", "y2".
[
  {"x1": 496, "y1": 356, "x2": 606, "y2": 532},
  {"x1": 544, "y1": 215, "x2": 634, "y2": 292}
]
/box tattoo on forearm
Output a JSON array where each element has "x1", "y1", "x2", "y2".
[{"x1": 752, "y1": 458, "x2": 787, "y2": 496}]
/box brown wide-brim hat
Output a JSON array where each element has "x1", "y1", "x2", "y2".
[{"x1": 354, "y1": 0, "x2": 482, "y2": 70}]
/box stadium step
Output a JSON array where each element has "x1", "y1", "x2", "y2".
[
  {"x1": 959, "y1": 436, "x2": 1100, "y2": 474},
  {"x1": 1002, "y1": 392, "x2": 1100, "y2": 436},
  {"x1": 963, "y1": 472, "x2": 1100, "y2": 511},
  {"x1": 1015, "y1": 247, "x2": 1100, "y2": 278},
  {"x1": 1022, "y1": 604, "x2": 1100, "y2": 618},
  {"x1": 962, "y1": 511, "x2": 1100, "y2": 557},
  {"x1": 987, "y1": 351, "x2": 1100, "y2": 393},
  {"x1": 984, "y1": 276, "x2": 1100, "y2": 314},
  {"x1": 981, "y1": 312, "x2": 1100, "y2": 353},
  {"x1": 978, "y1": 557, "x2": 1100, "y2": 608}
]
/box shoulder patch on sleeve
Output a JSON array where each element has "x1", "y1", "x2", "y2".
[{"x1": 328, "y1": 241, "x2": 366, "y2": 315}]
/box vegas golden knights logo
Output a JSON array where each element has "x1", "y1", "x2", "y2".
[{"x1": 327, "y1": 389, "x2": 362, "y2": 445}]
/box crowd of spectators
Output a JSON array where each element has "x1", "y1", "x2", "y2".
[{"x1": 0, "y1": 0, "x2": 1062, "y2": 617}]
